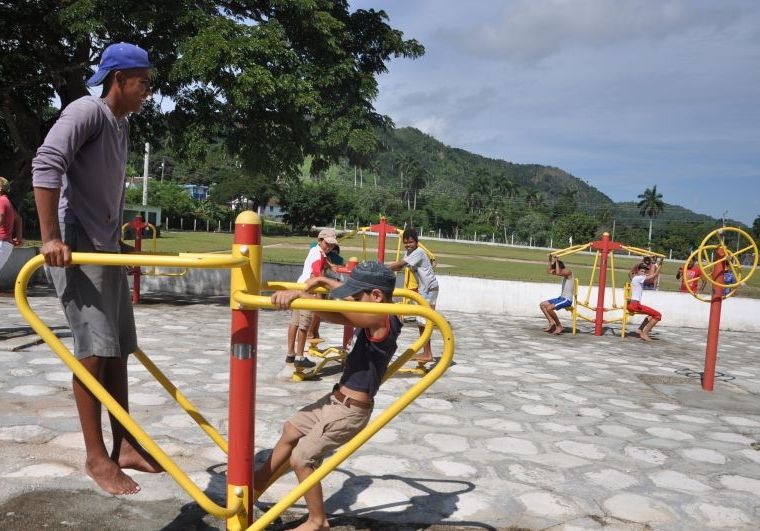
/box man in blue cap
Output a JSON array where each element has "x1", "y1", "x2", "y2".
[{"x1": 32, "y1": 42, "x2": 158, "y2": 495}]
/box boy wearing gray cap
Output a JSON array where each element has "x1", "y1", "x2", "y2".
[
  {"x1": 259, "y1": 261, "x2": 402, "y2": 530},
  {"x1": 32, "y1": 42, "x2": 158, "y2": 495}
]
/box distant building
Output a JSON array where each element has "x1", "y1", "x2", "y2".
[
  {"x1": 229, "y1": 197, "x2": 285, "y2": 220},
  {"x1": 124, "y1": 204, "x2": 162, "y2": 228},
  {"x1": 258, "y1": 197, "x2": 285, "y2": 220},
  {"x1": 182, "y1": 184, "x2": 209, "y2": 200}
]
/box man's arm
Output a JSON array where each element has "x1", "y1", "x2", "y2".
[{"x1": 34, "y1": 187, "x2": 71, "y2": 267}]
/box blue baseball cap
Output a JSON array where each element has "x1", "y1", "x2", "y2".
[{"x1": 86, "y1": 42, "x2": 151, "y2": 87}]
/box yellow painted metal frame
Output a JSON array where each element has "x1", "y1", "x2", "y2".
[
  {"x1": 232, "y1": 289, "x2": 454, "y2": 531},
  {"x1": 16, "y1": 248, "x2": 453, "y2": 530},
  {"x1": 552, "y1": 240, "x2": 664, "y2": 335},
  {"x1": 696, "y1": 227, "x2": 758, "y2": 289},
  {"x1": 262, "y1": 282, "x2": 435, "y2": 380},
  {"x1": 620, "y1": 282, "x2": 633, "y2": 338},
  {"x1": 15, "y1": 253, "x2": 249, "y2": 519}
]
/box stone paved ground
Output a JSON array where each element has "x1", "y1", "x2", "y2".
[{"x1": 1, "y1": 290, "x2": 760, "y2": 530}]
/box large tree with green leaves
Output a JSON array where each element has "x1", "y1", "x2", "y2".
[
  {"x1": 636, "y1": 185, "x2": 665, "y2": 249},
  {"x1": 0, "y1": 1, "x2": 423, "y2": 217}
]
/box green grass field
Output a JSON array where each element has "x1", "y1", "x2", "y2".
[{"x1": 23, "y1": 230, "x2": 760, "y2": 298}]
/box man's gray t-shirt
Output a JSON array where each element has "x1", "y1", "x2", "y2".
[
  {"x1": 404, "y1": 247, "x2": 439, "y2": 293},
  {"x1": 32, "y1": 96, "x2": 129, "y2": 251}
]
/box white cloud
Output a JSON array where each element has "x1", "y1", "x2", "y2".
[{"x1": 452, "y1": 0, "x2": 742, "y2": 63}]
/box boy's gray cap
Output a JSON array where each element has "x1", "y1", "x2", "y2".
[{"x1": 331, "y1": 261, "x2": 396, "y2": 299}]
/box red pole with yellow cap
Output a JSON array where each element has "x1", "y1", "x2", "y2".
[
  {"x1": 227, "y1": 211, "x2": 261, "y2": 529},
  {"x1": 702, "y1": 246, "x2": 725, "y2": 391},
  {"x1": 590, "y1": 232, "x2": 623, "y2": 336}
]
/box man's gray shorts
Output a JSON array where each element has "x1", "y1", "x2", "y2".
[{"x1": 47, "y1": 223, "x2": 137, "y2": 359}]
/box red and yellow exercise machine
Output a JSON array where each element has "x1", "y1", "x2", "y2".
[
  {"x1": 552, "y1": 232, "x2": 665, "y2": 336},
  {"x1": 15, "y1": 211, "x2": 454, "y2": 530},
  {"x1": 682, "y1": 227, "x2": 757, "y2": 391},
  {"x1": 121, "y1": 215, "x2": 187, "y2": 303}
]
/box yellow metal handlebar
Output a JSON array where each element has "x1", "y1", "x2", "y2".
[
  {"x1": 231, "y1": 290, "x2": 453, "y2": 531},
  {"x1": 14, "y1": 254, "x2": 244, "y2": 519}
]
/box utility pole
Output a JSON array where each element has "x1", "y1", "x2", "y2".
[
  {"x1": 142, "y1": 142, "x2": 150, "y2": 207},
  {"x1": 160, "y1": 157, "x2": 165, "y2": 182}
]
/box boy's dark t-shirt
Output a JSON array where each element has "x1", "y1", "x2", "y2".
[{"x1": 340, "y1": 315, "x2": 402, "y2": 398}]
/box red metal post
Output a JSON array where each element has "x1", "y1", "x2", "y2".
[
  {"x1": 702, "y1": 246, "x2": 725, "y2": 391},
  {"x1": 594, "y1": 235, "x2": 609, "y2": 336},
  {"x1": 131, "y1": 215, "x2": 145, "y2": 304},
  {"x1": 378, "y1": 216, "x2": 387, "y2": 263},
  {"x1": 589, "y1": 232, "x2": 623, "y2": 336},
  {"x1": 227, "y1": 211, "x2": 261, "y2": 528}
]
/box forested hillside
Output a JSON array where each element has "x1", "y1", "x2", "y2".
[{"x1": 122, "y1": 124, "x2": 747, "y2": 260}]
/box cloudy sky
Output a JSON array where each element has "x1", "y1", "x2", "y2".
[{"x1": 352, "y1": 0, "x2": 760, "y2": 226}]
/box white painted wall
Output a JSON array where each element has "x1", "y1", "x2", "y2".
[
  {"x1": 137, "y1": 266, "x2": 760, "y2": 333},
  {"x1": 436, "y1": 276, "x2": 760, "y2": 332}
]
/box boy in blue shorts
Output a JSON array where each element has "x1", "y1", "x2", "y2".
[{"x1": 540, "y1": 254, "x2": 574, "y2": 335}]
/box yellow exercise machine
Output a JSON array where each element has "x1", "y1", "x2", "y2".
[
  {"x1": 684, "y1": 226, "x2": 757, "y2": 390},
  {"x1": 15, "y1": 211, "x2": 454, "y2": 531},
  {"x1": 552, "y1": 233, "x2": 665, "y2": 336},
  {"x1": 121, "y1": 215, "x2": 187, "y2": 303}
]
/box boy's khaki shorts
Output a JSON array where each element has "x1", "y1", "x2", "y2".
[
  {"x1": 288, "y1": 392, "x2": 371, "y2": 469},
  {"x1": 290, "y1": 308, "x2": 313, "y2": 331}
]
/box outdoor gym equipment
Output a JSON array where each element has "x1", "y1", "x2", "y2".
[
  {"x1": 121, "y1": 215, "x2": 187, "y2": 303},
  {"x1": 684, "y1": 226, "x2": 758, "y2": 391},
  {"x1": 14, "y1": 211, "x2": 454, "y2": 531},
  {"x1": 553, "y1": 232, "x2": 665, "y2": 336}
]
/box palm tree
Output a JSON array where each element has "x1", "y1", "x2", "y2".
[
  {"x1": 637, "y1": 185, "x2": 665, "y2": 249},
  {"x1": 525, "y1": 188, "x2": 543, "y2": 210}
]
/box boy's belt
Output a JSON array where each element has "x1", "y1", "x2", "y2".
[{"x1": 332, "y1": 385, "x2": 372, "y2": 409}]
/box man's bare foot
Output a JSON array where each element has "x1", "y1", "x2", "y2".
[
  {"x1": 553, "y1": 326, "x2": 564, "y2": 335},
  {"x1": 117, "y1": 443, "x2": 163, "y2": 473},
  {"x1": 293, "y1": 517, "x2": 330, "y2": 531},
  {"x1": 86, "y1": 456, "x2": 140, "y2": 495},
  {"x1": 543, "y1": 324, "x2": 556, "y2": 333},
  {"x1": 639, "y1": 333, "x2": 651, "y2": 342}
]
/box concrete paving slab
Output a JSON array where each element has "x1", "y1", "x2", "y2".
[{"x1": 1, "y1": 290, "x2": 759, "y2": 530}]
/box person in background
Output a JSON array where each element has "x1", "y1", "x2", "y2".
[
  {"x1": 627, "y1": 262, "x2": 662, "y2": 341},
  {"x1": 285, "y1": 228, "x2": 338, "y2": 367},
  {"x1": 539, "y1": 254, "x2": 574, "y2": 335},
  {"x1": 676, "y1": 258, "x2": 704, "y2": 294},
  {"x1": 0, "y1": 177, "x2": 23, "y2": 278},
  {"x1": 389, "y1": 228, "x2": 438, "y2": 362}
]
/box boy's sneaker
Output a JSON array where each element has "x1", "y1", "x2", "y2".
[
  {"x1": 294, "y1": 357, "x2": 316, "y2": 368},
  {"x1": 285, "y1": 355, "x2": 296, "y2": 364}
]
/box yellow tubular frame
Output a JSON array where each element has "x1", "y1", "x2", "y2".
[
  {"x1": 16, "y1": 247, "x2": 451, "y2": 528},
  {"x1": 697, "y1": 227, "x2": 758, "y2": 289},
  {"x1": 621, "y1": 282, "x2": 632, "y2": 338},
  {"x1": 15, "y1": 253, "x2": 249, "y2": 519},
  {"x1": 230, "y1": 289, "x2": 452, "y2": 531}
]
